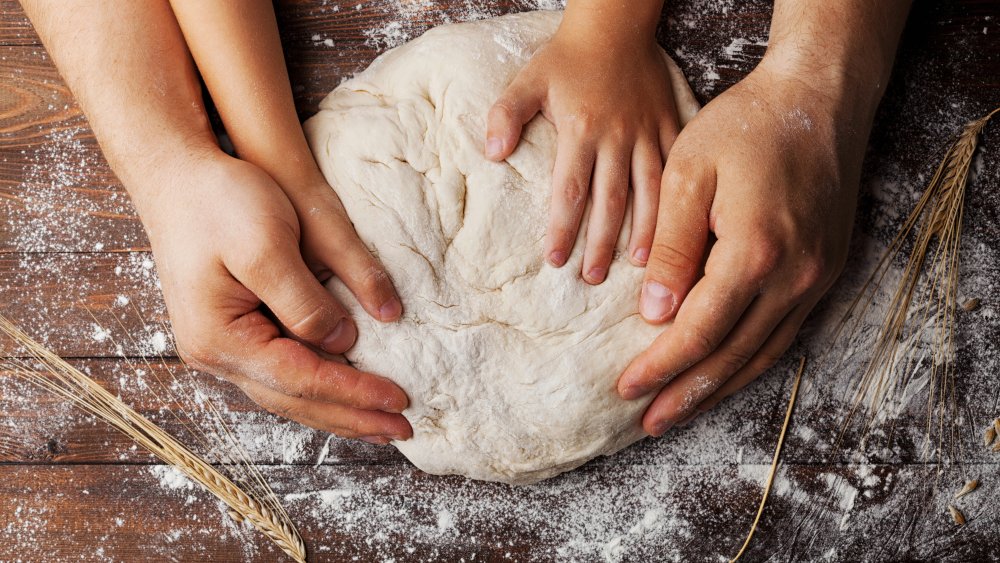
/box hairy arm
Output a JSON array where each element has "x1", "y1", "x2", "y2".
[
  {"x1": 761, "y1": 1, "x2": 911, "y2": 124},
  {"x1": 20, "y1": 0, "x2": 215, "y2": 206}
]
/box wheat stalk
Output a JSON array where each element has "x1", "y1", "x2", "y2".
[
  {"x1": 730, "y1": 356, "x2": 806, "y2": 562},
  {"x1": 0, "y1": 314, "x2": 306, "y2": 562},
  {"x1": 832, "y1": 107, "x2": 999, "y2": 461}
]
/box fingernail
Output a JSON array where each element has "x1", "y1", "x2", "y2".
[
  {"x1": 322, "y1": 318, "x2": 356, "y2": 353},
  {"x1": 632, "y1": 247, "x2": 650, "y2": 264},
  {"x1": 651, "y1": 421, "x2": 673, "y2": 437},
  {"x1": 549, "y1": 250, "x2": 567, "y2": 267},
  {"x1": 620, "y1": 384, "x2": 643, "y2": 400},
  {"x1": 486, "y1": 137, "x2": 503, "y2": 159},
  {"x1": 586, "y1": 266, "x2": 607, "y2": 284},
  {"x1": 360, "y1": 436, "x2": 390, "y2": 445},
  {"x1": 379, "y1": 298, "x2": 402, "y2": 321},
  {"x1": 383, "y1": 398, "x2": 406, "y2": 413},
  {"x1": 640, "y1": 281, "x2": 675, "y2": 322}
]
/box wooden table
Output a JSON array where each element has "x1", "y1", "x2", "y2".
[{"x1": 2, "y1": 1, "x2": 999, "y2": 561}]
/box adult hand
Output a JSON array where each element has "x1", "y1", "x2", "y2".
[
  {"x1": 485, "y1": 1, "x2": 679, "y2": 284},
  {"x1": 144, "y1": 151, "x2": 411, "y2": 445},
  {"x1": 617, "y1": 61, "x2": 875, "y2": 436}
]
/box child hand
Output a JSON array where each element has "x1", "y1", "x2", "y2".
[
  {"x1": 140, "y1": 150, "x2": 412, "y2": 444},
  {"x1": 485, "y1": 10, "x2": 680, "y2": 284}
]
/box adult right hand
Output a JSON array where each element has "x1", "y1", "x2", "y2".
[{"x1": 141, "y1": 150, "x2": 412, "y2": 445}]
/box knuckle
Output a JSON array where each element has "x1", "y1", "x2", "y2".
[
  {"x1": 751, "y1": 351, "x2": 783, "y2": 375},
  {"x1": 568, "y1": 112, "x2": 597, "y2": 137},
  {"x1": 719, "y1": 347, "x2": 754, "y2": 374},
  {"x1": 680, "y1": 328, "x2": 716, "y2": 362},
  {"x1": 238, "y1": 233, "x2": 288, "y2": 280},
  {"x1": 662, "y1": 159, "x2": 702, "y2": 195},
  {"x1": 746, "y1": 243, "x2": 781, "y2": 281},
  {"x1": 647, "y1": 242, "x2": 700, "y2": 278},
  {"x1": 788, "y1": 246, "x2": 846, "y2": 297},
  {"x1": 354, "y1": 263, "x2": 392, "y2": 299},
  {"x1": 606, "y1": 119, "x2": 630, "y2": 142},
  {"x1": 322, "y1": 199, "x2": 351, "y2": 224},
  {"x1": 344, "y1": 416, "x2": 366, "y2": 435},
  {"x1": 489, "y1": 98, "x2": 516, "y2": 122},
  {"x1": 792, "y1": 257, "x2": 827, "y2": 295},
  {"x1": 286, "y1": 303, "x2": 339, "y2": 342},
  {"x1": 295, "y1": 367, "x2": 330, "y2": 402},
  {"x1": 558, "y1": 179, "x2": 588, "y2": 211}
]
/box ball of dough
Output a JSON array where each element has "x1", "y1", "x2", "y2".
[{"x1": 305, "y1": 10, "x2": 699, "y2": 484}]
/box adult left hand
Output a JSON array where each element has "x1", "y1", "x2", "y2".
[{"x1": 616, "y1": 60, "x2": 876, "y2": 436}]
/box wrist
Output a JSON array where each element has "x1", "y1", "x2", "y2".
[
  {"x1": 560, "y1": 0, "x2": 663, "y2": 47},
  {"x1": 758, "y1": 1, "x2": 910, "y2": 127},
  {"x1": 119, "y1": 141, "x2": 226, "y2": 220},
  {"x1": 756, "y1": 47, "x2": 885, "y2": 127}
]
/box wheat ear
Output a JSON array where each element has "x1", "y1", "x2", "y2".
[
  {"x1": 832, "y1": 107, "x2": 999, "y2": 460},
  {"x1": 0, "y1": 314, "x2": 306, "y2": 562}
]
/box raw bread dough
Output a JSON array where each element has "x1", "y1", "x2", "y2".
[{"x1": 305, "y1": 10, "x2": 699, "y2": 484}]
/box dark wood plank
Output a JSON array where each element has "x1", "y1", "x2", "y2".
[
  {"x1": 0, "y1": 252, "x2": 166, "y2": 357},
  {"x1": 0, "y1": 0, "x2": 35, "y2": 46},
  {"x1": 0, "y1": 46, "x2": 147, "y2": 254},
  {"x1": 0, "y1": 462, "x2": 996, "y2": 561}
]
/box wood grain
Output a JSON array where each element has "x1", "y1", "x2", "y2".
[
  {"x1": 0, "y1": 358, "x2": 411, "y2": 466},
  {"x1": 0, "y1": 253, "x2": 166, "y2": 357},
  {"x1": 0, "y1": 0, "x2": 35, "y2": 46}
]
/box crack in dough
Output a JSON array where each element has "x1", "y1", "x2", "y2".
[{"x1": 305, "y1": 10, "x2": 700, "y2": 484}]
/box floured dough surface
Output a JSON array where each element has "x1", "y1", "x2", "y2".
[{"x1": 305, "y1": 10, "x2": 699, "y2": 484}]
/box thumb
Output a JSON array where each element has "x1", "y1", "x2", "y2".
[
  {"x1": 641, "y1": 161, "x2": 715, "y2": 324},
  {"x1": 485, "y1": 72, "x2": 544, "y2": 161},
  {"x1": 232, "y1": 230, "x2": 357, "y2": 355}
]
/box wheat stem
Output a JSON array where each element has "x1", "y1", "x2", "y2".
[
  {"x1": 0, "y1": 314, "x2": 306, "y2": 562},
  {"x1": 730, "y1": 356, "x2": 806, "y2": 562}
]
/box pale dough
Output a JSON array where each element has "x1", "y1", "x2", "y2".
[{"x1": 304, "y1": 10, "x2": 699, "y2": 484}]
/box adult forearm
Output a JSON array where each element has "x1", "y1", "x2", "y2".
[
  {"x1": 168, "y1": 0, "x2": 322, "y2": 191},
  {"x1": 761, "y1": 0, "x2": 911, "y2": 117},
  {"x1": 20, "y1": 0, "x2": 217, "y2": 204}
]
